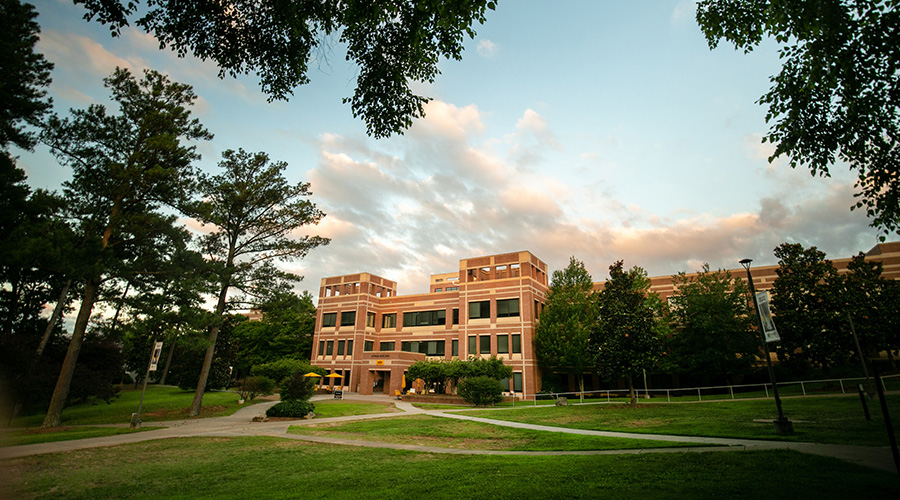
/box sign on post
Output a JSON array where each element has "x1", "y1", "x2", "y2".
[
  {"x1": 149, "y1": 341, "x2": 164, "y2": 371},
  {"x1": 755, "y1": 292, "x2": 780, "y2": 343}
]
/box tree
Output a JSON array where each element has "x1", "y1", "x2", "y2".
[
  {"x1": 697, "y1": 1, "x2": 900, "y2": 234},
  {"x1": 594, "y1": 261, "x2": 663, "y2": 405},
  {"x1": 667, "y1": 264, "x2": 758, "y2": 385},
  {"x1": 39, "y1": 68, "x2": 211, "y2": 427},
  {"x1": 231, "y1": 291, "x2": 317, "y2": 377},
  {"x1": 188, "y1": 148, "x2": 328, "y2": 417},
  {"x1": 73, "y1": 0, "x2": 497, "y2": 138},
  {"x1": 533, "y1": 256, "x2": 597, "y2": 401},
  {"x1": 1, "y1": 0, "x2": 53, "y2": 152}
]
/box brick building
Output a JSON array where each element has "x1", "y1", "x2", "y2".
[{"x1": 311, "y1": 242, "x2": 900, "y2": 399}]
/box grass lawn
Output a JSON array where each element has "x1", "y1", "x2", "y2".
[
  {"x1": 2, "y1": 436, "x2": 898, "y2": 499},
  {"x1": 0, "y1": 426, "x2": 163, "y2": 447},
  {"x1": 456, "y1": 395, "x2": 900, "y2": 446},
  {"x1": 288, "y1": 414, "x2": 711, "y2": 451},
  {"x1": 311, "y1": 401, "x2": 400, "y2": 418},
  {"x1": 9, "y1": 385, "x2": 261, "y2": 427}
]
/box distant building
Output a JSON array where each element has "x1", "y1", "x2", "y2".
[{"x1": 310, "y1": 242, "x2": 900, "y2": 398}]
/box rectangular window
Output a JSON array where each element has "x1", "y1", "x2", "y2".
[
  {"x1": 497, "y1": 335, "x2": 509, "y2": 354},
  {"x1": 445, "y1": 286, "x2": 459, "y2": 291},
  {"x1": 318, "y1": 341, "x2": 325, "y2": 356},
  {"x1": 326, "y1": 341, "x2": 333, "y2": 355},
  {"x1": 346, "y1": 340, "x2": 353, "y2": 355},
  {"x1": 364, "y1": 340, "x2": 374, "y2": 352},
  {"x1": 341, "y1": 311, "x2": 355, "y2": 326},
  {"x1": 512, "y1": 334, "x2": 522, "y2": 354},
  {"x1": 380, "y1": 341, "x2": 395, "y2": 351},
  {"x1": 322, "y1": 313, "x2": 336, "y2": 327},
  {"x1": 366, "y1": 312, "x2": 376, "y2": 327},
  {"x1": 452, "y1": 339, "x2": 459, "y2": 357},
  {"x1": 382, "y1": 313, "x2": 396, "y2": 329},
  {"x1": 401, "y1": 341, "x2": 444, "y2": 355},
  {"x1": 469, "y1": 300, "x2": 490, "y2": 319},
  {"x1": 501, "y1": 377, "x2": 510, "y2": 392},
  {"x1": 337, "y1": 340, "x2": 345, "y2": 356},
  {"x1": 452, "y1": 308, "x2": 459, "y2": 325},
  {"x1": 341, "y1": 369, "x2": 350, "y2": 387},
  {"x1": 480, "y1": 335, "x2": 491, "y2": 354},
  {"x1": 468, "y1": 336, "x2": 476, "y2": 356},
  {"x1": 513, "y1": 372, "x2": 523, "y2": 392},
  {"x1": 403, "y1": 309, "x2": 446, "y2": 327},
  {"x1": 497, "y1": 298, "x2": 519, "y2": 318},
  {"x1": 434, "y1": 288, "x2": 442, "y2": 292}
]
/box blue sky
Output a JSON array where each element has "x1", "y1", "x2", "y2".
[{"x1": 20, "y1": 0, "x2": 883, "y2": 299}]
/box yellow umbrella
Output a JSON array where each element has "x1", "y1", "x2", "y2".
[
  {"x1": 325, "y1": 372, "x2": 343, "y2": 389},
  {"x1": 303, "y1": 372, "x2": 322, "y2": 377}
]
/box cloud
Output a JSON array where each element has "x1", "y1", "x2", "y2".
[
  {"x1": 477, "y1": 39, "x2": 498, "y2": 58},
  {"x1": 671, "y1": 0, "x2": 698, "y2": 25},
  {"x1": 40, "y1": 30, "x2": 148, "y2": 78}
]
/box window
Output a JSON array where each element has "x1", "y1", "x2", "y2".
[
  {"x1": 434, "y1": 288, "x2": 442, "y2": 292},
  {"x1": 322, "y1": 313, "x2": 336, "y2": 327},
  {"x1": 403, "y1": 309, "x2": 446, "y2": 327},
  {"x1": 364, "y1": 341, "x2": 374, "y2": 352},
  {"x1": 497, "y1": 298, "x2": 519, "y2": 318},
  {"x1": 512, "y1": 334, "x2": 522, "y2": 354},
  {"x1": 513, "y1": 372, "x2": 523, "y2": 392},
  {"x1": 468, "y1": 336, "x2": 476, "y2": 356},
  {"x1": 341, "y1": 311, "x2": 355, "y2": 326},
  {"x1": 318, "y1": 341, "x2": 325, "y2": 356},
  {"x1": 497, "y1": 334, "x2": 509, "y2": 354},
  {"x1": 366, "y1": 312, "x2": 376, "y2": 327},
  {"x1": 382, "y1": 313, "x2": 396, "y2": 329},
  {"x1": 346, "y1": 340, "x2": 353, "y2": 355},
  {"x1": 380, "y1": 342, "x2": 395, "y2": 351},
  {"x1": 452, "y1": 308, "x2": 459, "y2": 325},
  {"x1": 501, "y1": 377, "x2": 510, "y2": 392},
  {"x1": 326, "y1": 341, "x2": 333, "y2": 355},
  {"x1": 469, "y1": 300, "x2": 490, "y2": 319},
  {"x1": 445, "y1": 286, "x2": 459, "y2": 291},
  {"x1": 480, "y1": 335, "x2": 491, "y2": 354},
  {"x1": 337, "y1": 340, "x2": 345, "y2": 356},
  {"x1": 452, "y1": 339, "x2": 459, "y2": 357},
  {"x1": 401, "y1": 340, "x2": 445, "y2": 355}
]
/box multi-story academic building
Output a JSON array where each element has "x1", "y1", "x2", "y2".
[{"x1": 310, "y1": 242, "x2": 900, "y2": 399}]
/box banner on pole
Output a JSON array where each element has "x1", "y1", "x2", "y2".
[
  {"x1": 149, "y1": 341, "x2": 164, "y2": 371},
  {"x1": 755, "y1": 292, "x2": 780, "y2": 343}
]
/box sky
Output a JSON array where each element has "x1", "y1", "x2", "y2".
[{"x1": 18, "y1": 0, "x2": 886, "y2": 301}]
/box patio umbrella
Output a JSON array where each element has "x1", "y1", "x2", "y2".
[
  {"x1": 303, "y1": 372, "x2": 322, "y2": 378},
  {"x1": 325, "y1": 372, "x2": 343, "y2": 388}
]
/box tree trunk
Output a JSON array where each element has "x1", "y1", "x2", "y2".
[
  {"x1": 159, "y1": 334, "x2": 177, "y2": 385},
  {"x1": 627, "y1": 375, "x2": 636, "y2": 406},
  {"x1": 189, "y1": 278, "x2": 230, "y2": 417},
  {"x1": 36, "y1": 279, "x2": 71, "y2": 357},
  {"x1": 42, "y1": 277, "x2": 99, "y2": 428},
  {"x1": 578, "y1": 374, "x2": 584, "y2": 403}
]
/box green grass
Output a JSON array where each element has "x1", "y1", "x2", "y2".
[
  {"x1": 311, "y1": 401, "x2": 400, "y2": 418},
  {"x1": 457, "y1": 395, "x2": 900, "y2": 446},
  {"x1": 2, "y1": 436, "x2": 898, "y2": 499},
  {"x1": 9, "y1": 385, "x2": 262, "y2": 427},
  {"x1": 288, "y1": 414, "x2": 709, "y2": 451},
  {"x1": 0, "y1": 426, "x2": 163, "y2": 446}
]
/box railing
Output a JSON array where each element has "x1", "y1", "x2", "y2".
[{"x1": 533, "y1": 373, "x2": 900, "y2": 405}]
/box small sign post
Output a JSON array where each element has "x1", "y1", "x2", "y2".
[{"x1": 131, "y1": 341, "x2": 163, "y2": 429}]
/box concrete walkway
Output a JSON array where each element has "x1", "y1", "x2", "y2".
[{"x1": 1, "y1": 393, "x2": 896, "y2": 475}]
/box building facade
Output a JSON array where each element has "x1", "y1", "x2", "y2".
[{"x1": 311, "y1": 251, "x2": 549, "y2": 398}]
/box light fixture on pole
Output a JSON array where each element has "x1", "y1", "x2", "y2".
[{"x1": 740, "y1": 258, "x2": 793, "y2": 435}]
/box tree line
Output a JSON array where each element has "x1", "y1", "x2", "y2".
[{"x1": 535, "y1": 245, "x2": 900, "y2": 404}]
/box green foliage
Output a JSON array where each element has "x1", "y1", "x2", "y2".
[
  {"x1": 667, "y1": 264, "x2": 758, "y2": 384},
  {"x1": 251, "y1": 358, "x2": 324, "y2": 384},
  {"x1": 279, "y1": 370, "x2": 317, "y2": 402},
  {"x1": 266, "y1": 400, "x2": 315, "y2": 418},
  {"x1": 534, "y1": 256, "x2": 597, "y2": 394},
  {"x1": 697, "y1": 0, "x2": 900, "y2": 234},
  {"x1": 457, "y1": 376, "x2": 504, "y2": 406},
  {"x1": 236, "y1": 376, "x2": 275, "y2": 402},
  {"x1": 594, "y1": 261, "x2": 663, "y2": 404},
  {"x1": 75, "y1": 1, "x2": 497, "y2": 138},
  {"x1": 232, "y1": 291, "x2": 317, "y2": 377},
  {"x1": 407, "y1": 357, "x2": 512, "y2": 394},
  {"x1": 164, "y1": 314, "x2": 241, "y2": 392}
]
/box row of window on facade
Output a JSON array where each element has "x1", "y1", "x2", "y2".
[
  {"x1": 297, "y1": 366, "x2": 524, "y2": 393},
  {"x1": 320, "y1": 298, "x2": 521, "y2": 329},
  {"x1": 317, "y1": 333, "x2": 523, "y2": 358}
]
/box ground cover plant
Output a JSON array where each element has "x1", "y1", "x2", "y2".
[
  {"x1": 1, "y1": 426, "x2": 162, "y2": 447},
  {"x1": 287, "y1": 414, "x2": 710, "y2": 451},
  {"x1": 458, "y1": 395, "x2": 900, "y2": 446},
  {"x1": 2, "y1": 436, "x2": 898, "y2": 499},
  {"x1": 9, "y1": 386, "x2": 259, "y2": 427}
]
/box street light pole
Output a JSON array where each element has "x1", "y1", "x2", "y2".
[{"x1": 740, "y1": 258, "x2": 793, "y2": 435}]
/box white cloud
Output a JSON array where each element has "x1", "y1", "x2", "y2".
[{"x1": 477, "y1": 39, "x2": 498, "y2": 58}]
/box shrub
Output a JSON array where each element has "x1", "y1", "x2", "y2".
[
  {"x1": 266, "y1": 400, "x2": 315, "y2": 418},
  {"x1": 236, "y1": 376, "x2": 275, "y2": 401},
  {"x1": 458, "y1": 376, "x2": 504, "y2": 407},
  {"x1": 279, "y1": 371, "x2": 317, "y2": 401}
]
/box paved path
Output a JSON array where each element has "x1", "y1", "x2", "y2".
[{"x1": 1, "y1": 394, "x2": 896, "y2": 475}]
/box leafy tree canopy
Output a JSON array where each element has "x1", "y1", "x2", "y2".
[
  {"x1": 73, "y1": 0, "x2": 497, "y2": 138},
  {"x1": 697, "y1": 0, "x2": 900, "y2": 235}
]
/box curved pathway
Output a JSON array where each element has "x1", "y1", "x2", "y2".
[{"x1": 1, "y1": 394, "x2": 896, "y2": 475}]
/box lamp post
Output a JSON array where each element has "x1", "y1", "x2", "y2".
[{"x1": 740, "y1": 258, "x2": 793, "y2": 435}]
